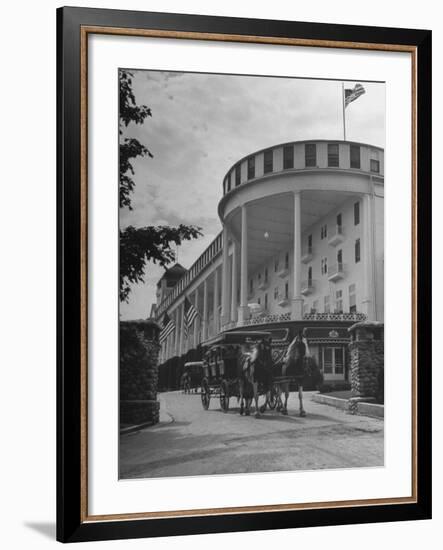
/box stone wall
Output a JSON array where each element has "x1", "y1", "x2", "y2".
[
  {"x1": 348, "y1": 321, "x2": 384, "y2": 401},
  {"x1": 120, "y1": 319, "x2": 160, "y2": 426}
]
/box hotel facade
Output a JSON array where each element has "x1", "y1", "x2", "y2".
[{"x1": 153, "y1": 139, "x2": 384, "y2": 383}]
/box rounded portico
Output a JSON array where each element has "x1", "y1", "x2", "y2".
[{"x1": 218, "y1": 140, "x2": 384, "y2": 329}]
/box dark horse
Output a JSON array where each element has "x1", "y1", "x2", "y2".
[{"x1": 238, "y1": 339, "x2": 274, "y2": 417}]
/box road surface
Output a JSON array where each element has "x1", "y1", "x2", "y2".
[{"x1": 120, "y1": 390, "x2": 383, "y2": 479}]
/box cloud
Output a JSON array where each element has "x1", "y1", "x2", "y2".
[{"x1": 120, "y1": 71, "x2": 384, "y2": 320}]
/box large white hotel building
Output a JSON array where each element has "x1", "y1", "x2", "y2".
[{"x1": 152, "y1": 139, "x2": 384, "y2": 383}]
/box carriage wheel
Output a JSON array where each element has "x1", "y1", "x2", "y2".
[
  {"x1": 219, "y1": 380, "x2": 230, "y2": 412},
  {"x1": 201, "y1": 380, "x2": 211, "y2": 410}
]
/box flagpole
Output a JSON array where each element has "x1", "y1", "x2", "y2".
[{"x1": 342, "y1": 82, "x2": 346, "y2": 141}]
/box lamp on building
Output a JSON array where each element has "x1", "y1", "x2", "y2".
[{"x1": 264, "y1": 231, "x2": 269, "y2": 239}]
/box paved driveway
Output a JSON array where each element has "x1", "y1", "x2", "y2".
[{"x1": 119, "y1": 390, "x2": 384, "y2": 479}]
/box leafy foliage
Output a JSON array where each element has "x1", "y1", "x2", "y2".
[
  {"x1": 120, "y1": 225, "x2": 202, "y2": 303},
  {"x1": 119, "y1": 70, "x2": 202, "y2": 303},
  {"x1": 119, "y1": 70, "x2": 153, "y2": 210}
]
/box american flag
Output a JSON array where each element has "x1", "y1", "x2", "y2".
[
  {"x1": 344, "y1": 83, "x2": 365, "y2": 108},
  {"x1": 159, "y1": 312, "x2": 175, "y2": 343},
  {"x1": 184, "y1": 296, "x2": 199, "y2": 339}
]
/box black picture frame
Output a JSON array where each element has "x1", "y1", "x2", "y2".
[{"x1": 57, "y1": 6, "x2": 432, "y2": 543}]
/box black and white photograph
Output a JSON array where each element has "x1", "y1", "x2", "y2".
[{"x1": 119, "y1": 69, "x2": 385, "y2": 480}]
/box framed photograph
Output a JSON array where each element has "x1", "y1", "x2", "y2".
[{"x1": 57, "y1": 6, "x2": 432, "y2": 543}]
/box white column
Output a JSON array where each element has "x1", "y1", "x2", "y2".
[
  {"x1": 231, "y1": 241, "x2": 238, "y2": 323},
  {"x1": 193, "y1": 288, "x2": 199, "y2": 348},
  {"x1": 291, "y1": 191, "x2": 303, "y2": 320},
  {"x1": 221, "y1": 224, "x2": 230, "y2": 326},
  {"x1": 202, "y1": 279, "x2": 208, "y2": 341},
  {"x1": 213, "y1": 268, "x2": 219, "y2": 334},
  {"x1": 362, "y1": 193, "x2": 376, "y2": 320},
  {"x1": 238, "y1": 204, "x2": 250, "y2": 323}
]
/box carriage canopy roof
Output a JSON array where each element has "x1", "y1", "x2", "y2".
[{"x1": 203, "y1": 330, "x2": 272, "y2": 348}]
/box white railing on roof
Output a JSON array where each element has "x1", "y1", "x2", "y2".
[{"x1": 156, "y1": 231, "x2": 223, "y2": 317}]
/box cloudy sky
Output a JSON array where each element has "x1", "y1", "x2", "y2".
[{"x1": 120, "y1": 69, "x2": 385, "y2": 320}]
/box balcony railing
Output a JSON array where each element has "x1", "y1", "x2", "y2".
[
  {"x1": 301, "y1": 246, "x2": 313, "y2": 263},
  {"x1": 328, "y1": 263, "x2": 345, "y2": 282},
  {"x1": 156, "y1": 231, "x2": 223, "y2": 317},
  {"x1": 242, "y1": 312, "x2": 292, "y2": 326},
  {"x1": 258, "y1": 279, "x2": 270, "y2": 290},
  {"x1": 221, "y1": 320, "x2": 237, "y2": 332},
  {"x1": 277, "y1": 293, "x2": 290, "y2": 307},
  {"x1": 277, "y1": 265, "x2": 290, "y2": 278},
  {"x1": 301, "y1": 279, "x2": 315, "y2": 296},
  {"x1": 328, "y1": 225, "x2": 345, "y2": 247},
  {"x1": 303, "y1": 312, "x2": 367, "y2": 322}
]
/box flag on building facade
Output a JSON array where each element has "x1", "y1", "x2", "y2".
[
  {"x1": 159, "y1": 312, "x2": 175, "y2": 343},
  {"x1": 344, "y1": 83, "x2": 366, "y2": 108},
  {"x1": 184, "y1": 296, "x2": 199, "y2": 339}
]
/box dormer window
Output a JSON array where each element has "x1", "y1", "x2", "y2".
[
  {"x1": 305, "y1": 143, "x2": 316, "y2": 167},
  {"x1": 264, "y1": 149, "x2": 273, "y2": 174},
  {"x1": 328, "y1": 143, "x2": 339, "y2": 167}
]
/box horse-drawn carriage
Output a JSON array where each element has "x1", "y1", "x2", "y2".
[
  {"x1": 199, "y1": 329, "x2": 323, "y2": 416},
  {"x1": 200, "y1": 330, "x2": 280, "y2": 414},
  {"x1": 181, "y1": 361, "x2": 203, "y2": 393}
]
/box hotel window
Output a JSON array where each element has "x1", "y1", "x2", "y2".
[
  {"x1": 350, "y1": 145, "x2": 361, "y2": 169},
  {"x1": 274, "y1": 259, "x2": 279, "y2": 272},
  {"x1": 322, "y1": 347, "x2": 344, "y2": 375},
  {"x1": 257, "y1": 297, "x2": 261, "y2": 305},
  {"x1": 226, "y1": 173, "x2": 231, "y2": 192},
  {"x1": 307, "y1": 234, "x2": 312, "y2": 253},
  {"x1": 354, "y1": 201, "x2": 360, "y2": 225},
  {"x1": 324, "y1": 295, "x2": 330, "y2": 313},
  {"x1": 264, "y1": 149, "x2": 273, "y2": 174},
  {"x1": 355, "y1": 238, "x2": 361, "y2": 263},
  {"x1": 337, "y1": 249, "x2": 343, "y2": 269},
  {"x1": 285, "y1": 252, "x2": 289, "y2": 269},
  {"x1": 335, "y1": 290, "x2": 343, "y2": 313},
  {"x1": 264, "y1": 268, "x2": 268, "y2": 283},
  {"x1": 247, "y1": 156, "x2": 255, "y2": 180},
  {"x1": 312, "y1": 300, "x2": 319, "y2": 313},
  {"x1": 321, "y1": 257, "x2": 328, "y2": 275},
  {"x1": 337, "y1": 213, "x2": 342, "y2": 230},
  {"x1": 265, "y1": 293, "x2": 268, "y2": 310},
  {"x1": 305, "y1": 143, "x2": 316, "y2": 167},
  {"x1": 370, "y1": 150, "x2": 380, "y2": 173},
  {"x1": 285, "y1": 282, "x2": 289, "y2": 299},
  {"x1": 223, "y1": 179, "x2": 226, "y2": 195},
  {"x1": 258, "y1": 272, "x2": 261, "y2": 282},
  {"x1": 349, "y1": 284, "x2": 357, "y2": 313},
  {"x1": 321, "y1": 224, "x2": 328, "y2": 239},
  {"x1": 308, "y1": 266, "x2": 313, "y2": 285},
  {"x1": 235, "y1": 164, "x2": 241, "y2": 186},
  {"x1": 274, "y1": 287, "x2": 279, "y2": 300},
  {"x1": 328, "y1": 143, "x2": 339, "y2": 167},
  {"x1": 283, "y1": 145, "x2": 294, "y2": 169}
]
